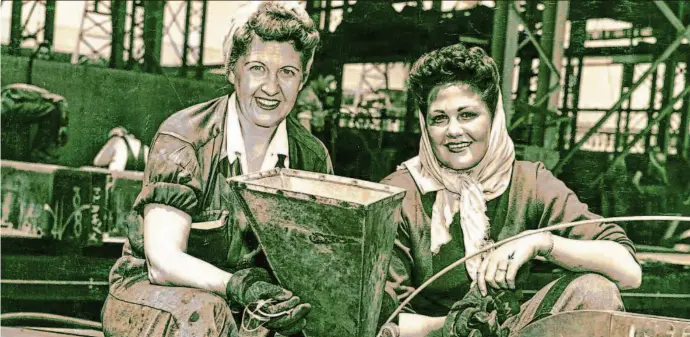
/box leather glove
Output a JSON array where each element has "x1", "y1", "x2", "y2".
[
  {"x1": 444, "y1": 287, "x2": 519, "y2": 337},
  {"x1": 226, "y1": 268, "x2": 311, "y2": 335}
]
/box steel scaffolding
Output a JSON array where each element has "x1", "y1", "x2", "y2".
[{"x1": 7, "y1": 0, "x2": 56, "y2": 55}]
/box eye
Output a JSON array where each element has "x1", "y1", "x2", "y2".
[
  {"x1": 279, "y1": 68, "x2": 297, "y2": 78},
  {"x1": 460, "y1": 111, "x2": 478, "y2": 120},
  {"x1": 249, "y1": 65, "x2": 265, "y2": 74},
  {"x1": 430, "y1": 115, "x2": 448, "y2": 125}
]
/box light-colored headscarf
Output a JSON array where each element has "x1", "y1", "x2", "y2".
[
  {"x1": 221, "y1": 1, "x2": 315, "y2": 79},
  {"x1": 400, "y1": 91, "x2": 515, "y2": 281}
]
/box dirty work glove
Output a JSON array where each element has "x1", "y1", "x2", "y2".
[
  {"x1": 443, "y1": 287, "x2": 519, "y2": 337},
  {"x1": 226, "y1": 268, "x2": 312, "y2": 335}
]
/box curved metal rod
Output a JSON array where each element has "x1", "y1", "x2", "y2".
[
  {"x1": 0, "y1": 312, "x2": 103, "y2": 330},
  {"x1": 384, "y1": 215, "x2": 690, "y2": 324}
]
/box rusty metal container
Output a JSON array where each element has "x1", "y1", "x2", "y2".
[
  {"x1": 1, "y1": 161, "x2": 142, "y2": 244},
  {"x1": 228, "y1": 169, "x2": 405, "y2": 337}
]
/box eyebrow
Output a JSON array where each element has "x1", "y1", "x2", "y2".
[
  {"x1": 431, "y1": 105, "x2": 473, "y2": 114},
  {"x1": 281, "y1": 65, "x2": 301, "y2": 72},
  {"x1": 244, "y1": 60, "x2": 266, "y2": 67}
]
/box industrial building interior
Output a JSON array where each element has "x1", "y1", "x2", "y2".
[{"x1": 1, "y1": 0, "x2": 689, "y2": 335}]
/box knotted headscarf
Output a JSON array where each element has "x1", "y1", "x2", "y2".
[{"x1": 401, "y1": 91, "x2": 515, "y2": 281}]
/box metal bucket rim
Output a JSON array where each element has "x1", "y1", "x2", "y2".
[{"x1": 227, "y1": 168, "x2": 406, "y2": 208}]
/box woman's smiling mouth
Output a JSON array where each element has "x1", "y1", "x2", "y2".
[
  {"x1": 255, "y1": 97, "x2": 280, "y2": 110},
  {"x1": 445, "y1": 142, "x2": 471, "y2": 153}
]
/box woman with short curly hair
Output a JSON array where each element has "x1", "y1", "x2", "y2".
[
  {"x1": 380, "y1": 43, "x2": 641, "y2": 336},
  {"x1": 101, "y1": 2, "x2": 332, "y2": 336}
]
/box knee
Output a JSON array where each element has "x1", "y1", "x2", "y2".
[
  {"x1": 566, "y1": 273, "x2": 623, "y2": 311},
  {"x1": 183, "y1": 292, "x2": 236, "y2": 334}
]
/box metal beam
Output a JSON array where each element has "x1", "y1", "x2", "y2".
[
  {"x1": 323, "y1": 0, "x2": 332, "y2": 32},
  {"x1": 195, "y1": 0, "x2": 208, "y2": 80},
  {"x1": 110, "y1": 0, "x2": 127, "y2": 69},
  {"x1": 679, "y1": 66, "x2": 690, "y2": 160},
  {"x1": 143, "y1": 0, "x2": 164, "y2": 73},
  {"x1": 491, "y1": 0, "x2": 519, "y2": 128},
  {"x1": 180, "y1": 1, "x2": 192, "y2": 76},
  {"x1": 44, "y1": 0, "x2": 56, "y2": 46},
  {"x1": 658, "y1": 60, "x2": 676, "y2": 154},
  {"x1": 558, "y1": 56, "x2": 575, "y2": 151},
  {"x1": 591, "y1": 84, "x2": 690, "y2": 187},
  {"x1": 645, "y1": 68, "x2": 659, "y2": 151},
  {"x1": 9, "y1": 0, "x2": 22, "y2": 55},
  {"x1": 531, "y1": 1, "x2": 569, "y2": 148},
  {"x1": 511, "y1": 3, "x2": 561, "y2": 83},
  {"x1": 654, "y1": 1, "x2": 685, "y2": 32},
  {"x1": 614, "y1": 63, "x2": 635, "y2": 154},
  {"x1": 553, "y1": 23, "x2": 690, "y2": 175},
  {"x1": 568, "y1": 57, "x2": 584, "y2": 151}
]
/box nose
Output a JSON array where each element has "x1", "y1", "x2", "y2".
[
  {"x1": 446, "y1": 118, "x2": 464, "y2": 138},
  {"x1": 261, "y1": 74, "x2": 280, "y2": 96}
]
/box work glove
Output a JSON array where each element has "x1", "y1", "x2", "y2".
[
  {"x1": 226, "y1": 268, "x2": 311, "y2": 335},
  {"x1": 443, "y1": 287, "x2": 520, "y2": 337}
]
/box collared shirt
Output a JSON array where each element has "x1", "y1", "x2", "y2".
[
  {"x1": 224, "y1": 93, "x2": 290, "y2": 174},
  {"x1": 400, "y1": 156, "x2": 443, "y2": 194}
]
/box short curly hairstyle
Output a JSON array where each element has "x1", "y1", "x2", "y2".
[
  {"x1": 407, "y1": 43, "x2": 500, "y2": 117},
  {"x1": 224, "y1": 2, "x2": 320, "y2": 81}
]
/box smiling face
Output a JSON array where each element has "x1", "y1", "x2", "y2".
[
  {"x1": 426, "y1": 83, "x2": 492, "y2": 171},
  {"x1": 229, "y1": 37, "x2": 304, "y2": 128}
]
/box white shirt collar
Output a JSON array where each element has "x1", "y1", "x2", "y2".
[{"x1": 225, "y1": 93, "x2": 290, "y2": 174}]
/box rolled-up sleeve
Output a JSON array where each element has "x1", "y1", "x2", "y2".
[
  {"x1": 533, "y1": 163, "x2": 637, "y2": 258},
  {"x1": 132, "y1": 133, "x2": 202, "y2": 216}
]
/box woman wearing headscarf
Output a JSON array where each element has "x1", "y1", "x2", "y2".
[
  {"x1": 379, "y1": 44, "x2": 641, "y2": 337},
  {"x1": 101, "y1": 2, "x2": 332, "y2": 336}
]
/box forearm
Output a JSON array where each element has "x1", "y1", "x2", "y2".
[
  {"x1": 93, "y1": 147, "x2": 113, "y2": 166},
  {"x1": 398, "y1": 314, "x2": 445, "y2": 337},
  {"x1": 148, "y1": 251, "x2": 232, "y2": 297},
  {"x1": 546, "y1": 235, "x2": 641, "y2": 290}
]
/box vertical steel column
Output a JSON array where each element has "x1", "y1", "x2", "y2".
[
  {"x1": 143, "y1": 1, "x2": 164, "y2": 73},
  {"x1": 645, "y1": 67, "x2": 659, "y2": 150},
  {"x1": 180, "y1": 1, "x2": 192, "y2": 77},
  {"x1": 111, "y1": 0, "x2": 127, "y2": 69},
  {"x1": 195, "y1": 0, "x2": 208, "y2": 80},
  {"x1": 9, "y1": 0, "x2": 22, "y2": 55},
  {"x1": 308, "y1": 0, "x2": 322, "y2": 31},
  {"x1": 679, "y1": 65, "x2": 690, "y2": 159},
  {"x1": 323, "y1": 0, "x2": 332, "y2": 33},
  {"x1": 44, "y1": 0, "x2": 56, "y2": 47},
  {"x1": 432, "y1": 0, "x2": 442, "y2": 11},
  {"x1": 558, "y1": 54, "x2": 574, "y2": 151},
  {"x1": 530, "y1": 0, "x2": 569, "y2": 148},
  {"x1": 568, "y1": 56, "x2": 584, "y2": 151},
  {"x1": 491, "y1": 0, "x2": 519, "y2": 128},
  {"x1": 658, "y1": 60, "x2": 676, "y2": 154},
  {"x1": 615, "y1": 63, "x2": 634, "y2": 154}
]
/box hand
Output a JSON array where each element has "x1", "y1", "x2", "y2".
[
  {"x1": 476, "y1": 231, "x2": 552, "y2": 296},
  {"x1": 227, "y1": 268, "x2": 311, "y2": 335}
]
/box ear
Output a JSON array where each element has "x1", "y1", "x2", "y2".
[
  {"x1": 298, "y1": 78, "x2": 306, "y2": 92},
  {"x1": 227, "y1": 68, "x2": 236, "y2": 85}
]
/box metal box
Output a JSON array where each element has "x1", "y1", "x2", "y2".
[{"x1": 229, "y1": 169, "x2": 405, "y2": 337}]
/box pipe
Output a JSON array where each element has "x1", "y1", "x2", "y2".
[
  {"x1": 384, "y1": 215, "x2": 690, "y2": 324},
  {"x1": 0, "y1": 312, "x2": 103, "y2": 330}
]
